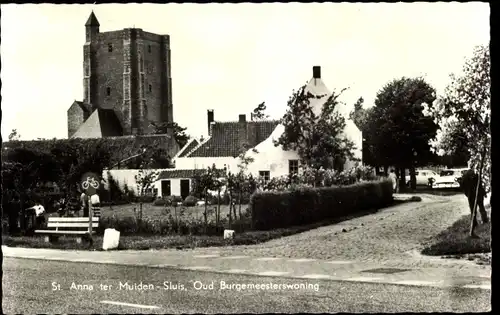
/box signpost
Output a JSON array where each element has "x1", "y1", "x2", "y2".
[{"x1": 80, "y1": 172, "x2": 100, "y2": 241}]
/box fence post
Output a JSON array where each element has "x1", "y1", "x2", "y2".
[{"x1": 88, "y1": 198, "x2": 93, "y2": 237}]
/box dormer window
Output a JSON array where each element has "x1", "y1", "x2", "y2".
[{"x1": 108, "y1": 44, "x2": 113, "y2": 52}]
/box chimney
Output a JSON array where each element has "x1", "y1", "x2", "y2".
[
  {"x1": 237, "y1": 114, "x2": 248, "y2": 154},
  {"x1": 207, "y1": 110, "x2": 214, "y2": 136},
  {"x1": 313, "y1": 66, "x2": 321, "y2": 79}
]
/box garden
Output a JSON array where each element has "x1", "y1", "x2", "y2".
[{"x1": 3, "y1": 160, "x2": 397, "y2": 250}]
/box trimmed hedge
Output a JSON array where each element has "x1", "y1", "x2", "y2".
[{"x1": 250, "y1": 179, "x2": 394, "y2": 230}]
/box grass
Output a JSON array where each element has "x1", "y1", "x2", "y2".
[
  {"x1": 50, "y1": 203, "x2": 241, "y2": 221},
  {"x1": 2, "y1": 205, "x2": 385, "y2": 251},
  {"x1": 421, "y1": 214, "x2": 491, "y2": 256}
]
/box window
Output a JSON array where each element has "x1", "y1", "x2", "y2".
[
  {"x1": 259, "y1": 171, "x2": 270, "y2": 183},
  {"x1": 106, "y1": 87, "x2": 111, "y2": 96},
  {"x1": 288, "y1": 159, "x2": 299, "y2": 175},
  {"x1": 108, "y1": 43, "x2": 113, "y2": 52},
  {"x1": 148, "y1": 45, "x2": 152, "y2": 53},
  {"x1": 149, "y1": 84, "x2": 152, "y2": 92}
]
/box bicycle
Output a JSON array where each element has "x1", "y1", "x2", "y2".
[{"x1": 82, "y1": 176, "x2": 100, "y2": 190}]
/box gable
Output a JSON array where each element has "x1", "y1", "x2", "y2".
[
  {"x1": 177, "y1": 139, "x2": 200, "y2": 158},
  {"x1": 187, "y1": 120, "x2": 279, "y2": 158},
  {"x1": 71, "y1": 108, "x2": 122, "y2": 139}
]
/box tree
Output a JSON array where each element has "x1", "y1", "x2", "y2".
[
  {"x1": 424, "y1": 45, "x2": 490, "y2": 190},
  {"x1": 49, "y1": 139, "x2": 113, "y2": 199},
  {"x1": 135, "y1": 169, "x2": 159, "y2": 222},
  {"x1": 190, "y1": 164, "x2": 224, "y2": 232},
  {"x1": 348, "y1": 97, "x2": 382, "y2": 170},
  {"x1": 274, "y1": 85, "x2": 356, "y2": 171},
  {"x1": 251, "y1": 102, "x2": 269, "y2": 121},
  {"x1": 365, "y1": 77, "x2": 439, "y2": 189},
  {"x1": 1, "y1": 147, "x2": 59, "y2": 233},
  {"x1": 423, "y1": 44, "x2": 490, "y2": 237},
  {"x1": 150, "y1": 121, "x2": 190, "y2": 148},
  {"x1": 8, "y1": 129, "x2": 21, "y2": 141}
]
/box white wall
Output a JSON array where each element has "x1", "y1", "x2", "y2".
[
  {"x1": 103, "y1": 168, "x2": 167, "y2": 195},
  {"x1": 174, "y1": 156, "x2": 239, "y2": 172},
  {"x1": 245, "y1": 124, "x2": 301, "y2": 178}
]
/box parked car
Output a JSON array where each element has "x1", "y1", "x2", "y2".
[
  {"x1": 405, "y1": 170, "x2": 439, "y2": 187},
  {"x1": 431, "y1": 168, "x2": 469, "y2": 189}
]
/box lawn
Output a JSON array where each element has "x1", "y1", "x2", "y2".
[
  {"x1": 421, "y1": 214, "x2": 491, "y2": 256},
  {"x1": 3, "y1": 206, "x2": 385, "y2": 251},
  {"x1": 48, "y1": 202, "x2": 246, "y2": 221}
]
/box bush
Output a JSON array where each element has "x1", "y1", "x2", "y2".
[
  {"x1": 153, "y1": 199, "x2": 167, "y2": 206},
  {"x1": 182, "y1": 195, "x2": 198, "y2": 207},
  {"x1": 98, "y1": 214, "x2": 233, "y2": 236},
  {"x1": 137, "y1": 195, "x2": 156, "y2": 203},
  {"x1": 250, "y1": 179, "x2": 393, "y2": 230}
]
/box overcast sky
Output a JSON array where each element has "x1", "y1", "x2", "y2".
[{"x1": 1, "y1": 3, "x2": 490, "y2": 140}]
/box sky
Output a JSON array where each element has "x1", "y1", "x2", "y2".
[{"x1": 1, "y1": 3, "x2": 490, "y2": 141}]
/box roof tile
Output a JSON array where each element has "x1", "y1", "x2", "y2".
[{"x1": 188, "y1": 120, "x2": 279, "y2": 158}]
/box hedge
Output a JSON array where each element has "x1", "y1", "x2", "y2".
[{"x1": 250, "y1": 179, "x2": 394, "y2": 230}]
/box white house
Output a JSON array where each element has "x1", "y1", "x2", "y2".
[
  {"x1": 174, "y1": 66, "x2": 363, "y2": 181},
  {"x1": 245, "y1": 66, "x2": 363, "y2": 179},
  {"x1": 173, "y1": 110, "x2": 279, "y2": 173}
]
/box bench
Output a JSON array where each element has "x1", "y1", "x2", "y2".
[{"x1": 35, "y1": 217, "x2": 99, "y2": 244}]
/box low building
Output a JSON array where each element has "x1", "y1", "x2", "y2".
[{"x1": 174, "y1": 66, "x2": 363, "y2": 180}]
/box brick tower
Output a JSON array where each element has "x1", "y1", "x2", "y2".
[{"x1": 69, "y1": 11, "x2": 174, "y2": 137}]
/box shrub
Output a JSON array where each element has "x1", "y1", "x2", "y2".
[
  {"x1": 250, "y1": 179, "x2": 393, "y2": 230},
  {"x1": 153, "y1": 199, "x2": 167, "y2": 206},
  {"x1": 137, "y1": 195, "x2": 155, "y2": 203},
  {"x1": 182, "y1": 195, "x2": 198, "y2": 207}
]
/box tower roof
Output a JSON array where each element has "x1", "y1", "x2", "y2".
[{"x1": 85, "y1": 11, "x2": 100, "y2": 27}]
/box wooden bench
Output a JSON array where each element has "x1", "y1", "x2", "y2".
[{"x1": 35, "y1": 217, "x2": 99, "y2": 244}]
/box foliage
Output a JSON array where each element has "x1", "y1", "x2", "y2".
[
  {"x1": 362, "y1": 77, "x2": 439, "y2": 188},
  {"x1": 8, "y1": 129, "x2": 21, "y2": 141},
  {"x1": 274, "y1": 84, "x2": 356, "y2": 171},
  {"x1": 150, "y1": 121, "x2": 190, "y2": 149},
  {"x1": 423, "y1": 45, "x2": 490, "y2": 190},
  {"x1": 255, "y1": 163, "x2": 378, "y2": 192},
  {"x1": 250, "y1": 179, "x2": 393, "y2": 230},
  {"x1": 349, "y1": 97, "x2": 370, "y2": 130},
  {"x1": 182, "y1": 196, "x2": 198, "y2": 207},
  {"x1": 135, "y1": 169, "x2": 159, "y2": 197},
  {"x1": 251, "y1": 102, "x2": 269, "y2": 121}
]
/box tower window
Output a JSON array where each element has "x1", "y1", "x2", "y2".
[
  {"x1": 106, "y1": 87, "x2": 111, "y2": 96},
  {"x1": 148, "y1": 84, "x2": 152, "y2": 92},
  {"x1": 108, "y1": 44, "x2": 113, "y2": 52},
  {"x1": 148, "y1": 45, "x2": 152, "y2": 53}
]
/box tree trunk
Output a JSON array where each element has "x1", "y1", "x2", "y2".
[
  {"x1": 232, "y1": 194, "x2": 238, "y2": 223},
  {"x1": 470, "y1": 143, "x2": 488, "y2": 237},
  {"x1": 238, "y1": 191, "x2": 242, "y2": 220},
  {"x1": 398, "y1": 168, "x2": 407, "y2": 192},
  {"x1": 217, "y1": 189, "x2": 221, "y2": 226},
  {"x1": 204, "y1": 192, "x2": 208, "y2": 234},
  {"x1": 410, "y1": 167, "x2": 417, "y2": 190},
  {"x1": 383, "y1": 165, "x2": 389, "y2": 177},
  {"x1": 228, "y1": 191, "x2": 233, "y2": 228},
  {"x1": 174, "y1": 203, "x2": 178, "y2": 234}
]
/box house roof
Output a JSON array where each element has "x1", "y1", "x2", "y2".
[
  {"x1": 187, "y1": 120, "x2": 279, "y2": 158},
  {"x1": 177, "y1": 138, "x2": 200, "y2": 158},
  {"x1": 71, "y1": 108, "x2": 123, "y2": 139},
  {"x1": 157, "y1": 169, "x2": 210, "y2": 180},
  {"x1": 85, "y1": 11, "x2": 100, "y2": 27}
]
